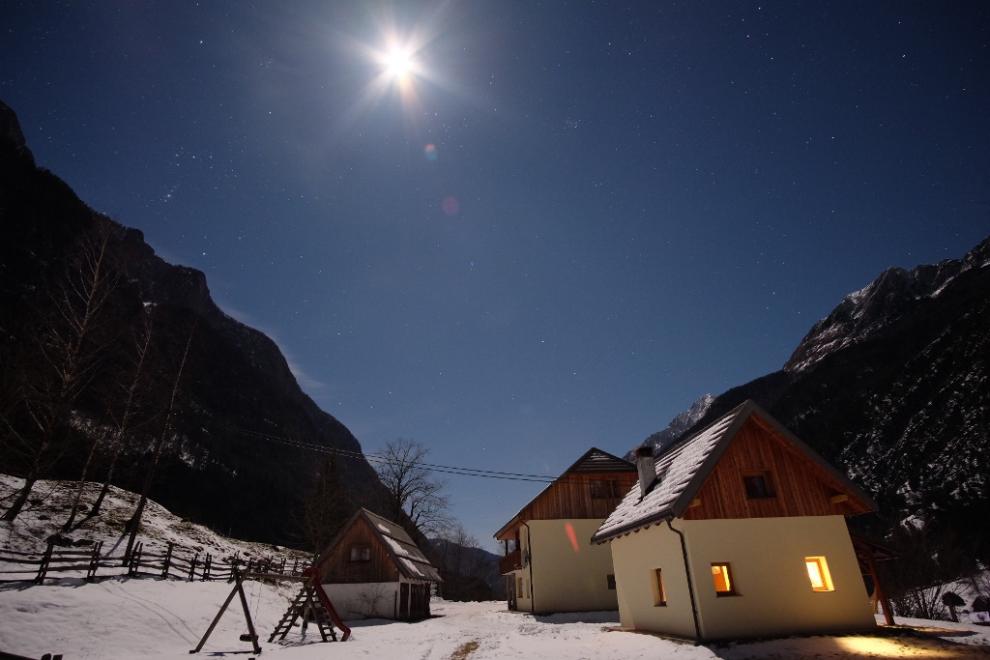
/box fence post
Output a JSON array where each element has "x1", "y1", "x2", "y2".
[
  {"x1": 291, "y1": 558, "x2": 298, "y2": 575},
  {"x1": 35, "y1": 539, "x2": 55, "y2": 584},
  {"x1": 189, "y1": 552, "x2": 198, "y2": 582},
  {"x1": 279, "y1": 557, "x2": 286, "y2": 574},
  {"x1": 203, "y1": 553, "x2": 211, "y2": 581},
  {"x1": 161, "y1": 542, "x2": 174, "y2": 579},
  {"x1": 86, "y1": 541, "x2": 103, "y2": 581}
]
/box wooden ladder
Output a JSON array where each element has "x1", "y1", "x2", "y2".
[{"x1": 269, "y1": 582, "x2": 339, "y2": 643}]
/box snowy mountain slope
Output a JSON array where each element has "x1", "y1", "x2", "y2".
[
  {"x1": 631, "y1": 393, "x2": 714, "y2": 458},
  {"x1": 634, "y1": 235, "x2": 990, "y2": 561},
  {"x1": 0, "y1": 474, "x2": 308, "y2": 564},
  {"x1": 785, "y1": 237, "x2": 990, "y2": 373}
]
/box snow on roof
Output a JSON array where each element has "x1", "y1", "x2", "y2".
[
  {"x1": 592, "y1": 400, "x2": 878, "y2": 544},
  {"x1": 592, "y1": 403, "x2": 746, "y2": 543},
  {"x1": 357, "y1": 509, "x2": 442, "y2": 582}
]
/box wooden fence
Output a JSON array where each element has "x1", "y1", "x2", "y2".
[{"x1": 0, "y1": 539, "x2": 309, "y2": 585}]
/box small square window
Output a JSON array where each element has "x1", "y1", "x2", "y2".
[
  {"x1": 711, "y1": 563, "x2": 736, "y2": 596},
  {"x1": 743, "y1": 473, "x2": 775, "y2": 499},
  {"x1": 349, "y1": 544, "x2": 371, "y2": 562},
  {"x1": 653, "y1": 568, "x2": 667, "y2": 606},
  {"x1": 606, "y1": 574, "x2": 616, "y2": 590},
  {"x1": 805, "y1": 556, "x2": 834, "y2": 592},
  {"x1": 590, "y1": 480, "x2": 619, "y2": 499}
]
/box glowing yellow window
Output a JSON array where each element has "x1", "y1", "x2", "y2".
[
  {"x1": 805, "y1": 556, "x2": 834, "y2": 592},
  {"x1": 711, "y1": 563, "x2": 735, "y2": 595}
]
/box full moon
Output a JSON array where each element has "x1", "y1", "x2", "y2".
[{"x1": 383, "y1": 47, "x2": 414, "y2": 79}]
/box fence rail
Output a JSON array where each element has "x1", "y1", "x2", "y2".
[{"x1": 0, "y1": 538, "x2": 309, "y2": 585}]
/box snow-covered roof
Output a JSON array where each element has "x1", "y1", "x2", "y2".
[
  {"x1": 320, "y1": 508, "x2": 442, "y2": 582},
  {"x1": 591, "y1": 400, "x2": 877, "y2": 544}
]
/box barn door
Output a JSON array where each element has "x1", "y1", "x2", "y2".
[{"x1": 399, "y1": 583, "x2": 410, "y2": 620}]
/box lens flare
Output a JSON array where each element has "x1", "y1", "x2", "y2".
[
  {"x1": 441, "y1": 196, "x2": 460, "y2": 216},
  {"x1": 424, "y1": 143, "x2": 438, "y2": 161}
]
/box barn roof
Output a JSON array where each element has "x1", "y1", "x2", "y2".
[
  {"x1": 493, "y1": 447, "x2": 635, "y2": 540},
  {"x1": 591, "y1": 400, "x2": 877, "y2": 544},
  {"x1": 321, "y1": 508, "x2": 442, "y2": 582}
]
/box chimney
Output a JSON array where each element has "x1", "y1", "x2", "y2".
[{"x1": 635, "y1": 446, "x2": 655, "y2": 499}]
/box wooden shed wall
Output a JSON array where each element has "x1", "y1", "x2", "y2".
[
  {"x1": 683, "y1": 415, "x2": 871, "y2": 521},
  {"x1": 318, "y1": 516, "x2": 400, "y2": 583}
]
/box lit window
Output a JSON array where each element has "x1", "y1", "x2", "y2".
[
  {"x1": 743, "y1": 473, "x2": 775, "y2": 499},
  {"x1": 653, "y1": 568, "x2": 667, "y2": 606},
  {"x1": 711, "y1": 563, "x2": 735, "y2": 595},
  {"x1": 805, "y1": 556, "x2": 834, "y2": 592},
  {"x1": 606, "y1": 574, "x2": 616, "y2": 590},
  {"x1": 349, "y1": 544, "x2": 371, "y2": 562}
]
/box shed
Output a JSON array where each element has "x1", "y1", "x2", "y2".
[{"x1": 316, "y1": 508, "x2": 441, "y2": 621}]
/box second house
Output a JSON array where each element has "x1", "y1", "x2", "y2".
[{"x1": 494, "y1": 448, "x2": 637, "y2": 613}]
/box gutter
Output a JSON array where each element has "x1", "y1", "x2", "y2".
[
  {"x1": 521, "y1": 521, "x2": 535, "y2": 613},
  {"x1": 665, "y1": 518, "x2": 702, "y2": 643}
]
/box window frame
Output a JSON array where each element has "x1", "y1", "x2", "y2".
[
  {"x1": 653, "y1": 568, "x2": 667, "y2": 606},
  {"x1": 348, "y1": 544, "x2": 371, "y2": 563},
  {"x1": 742, "y1": 472, "x2": 776, "y2": 499},
  {"x1": 805, "y1": 556, "x2": 835, "y2": 592},
  {"x1": 711, "y1": 562, "x2": 738, "y2": 597}
]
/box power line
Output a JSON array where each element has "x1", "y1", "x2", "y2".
[{"x1": 226, "y1": 425, "x2": 558, "y2": 483}]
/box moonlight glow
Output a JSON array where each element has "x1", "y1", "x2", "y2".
[{"x1": 383, "y1": 47, "x2": 414, "y2": 80}]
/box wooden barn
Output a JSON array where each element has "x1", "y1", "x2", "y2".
[
  {"x1": 315, "y1": 508, "x2": 441, "y2": 621},
  {"x1": 592, "y1": 400, "x2": 884, "y2": 641}
]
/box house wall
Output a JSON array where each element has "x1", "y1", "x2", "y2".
[
  {"x1": 684, "y1": 515, "x2": 875, "y2": 640},
  {"x1": 609, "y1": 522, "x2": 698, "y2": 638},
  {"x1": 608, "y1": 515, "x2": 875, "y2": 640},
  {"x1": 322, "y1": 581, "x2": 399, "y2": 620},
  {"x1": 497, "y1": 471, "x2": 638, "y2": 541},
  {"x1": 524, "y1": 519, "x2": 620, "y2": 613},
  {"x1": 682, "y1": 416, "x2": 871, "y2": 521},
  {"x1": 317, "y1": 516, "x2": 400, "y2": 584}
]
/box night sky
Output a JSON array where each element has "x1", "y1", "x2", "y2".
[{"x1": 3, "y1": 2, "x2": 989, "y2": 547}]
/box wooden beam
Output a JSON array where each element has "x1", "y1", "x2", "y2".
[{"x1": 829, "y1": 493, "x2": 849, "y2": 504}]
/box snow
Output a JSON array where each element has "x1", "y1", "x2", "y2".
[
  {"x1": 401, "y1": 557, "x2": 424, "y2": 577},
  {"x1": 0, "y1": 582, "x2": 987, "y2": 659},
  {"x1": 0, "y1": 474, "x2": 307, "y2": 574},
  {"x1": 595, "y1": 406, "x2": 743, "y2": 542}
]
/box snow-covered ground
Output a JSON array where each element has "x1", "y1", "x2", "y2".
[
  {"x1": 1, "y1": 580, "x2": 989, "y2": 659},
  {"x1": 0, "y1": 474, "x2": 307, "y2": 571}
]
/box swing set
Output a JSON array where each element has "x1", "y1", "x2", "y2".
[{"x1": 189, "y1": 564, "x2": 351, "y2": 655}]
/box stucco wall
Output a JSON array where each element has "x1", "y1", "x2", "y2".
[
  {"x1": 684, "y1": 516, "x2": 875, "y2": 640},
  {"x1": 608, "y1": 522, "x2": 698, "y2": 638},
  {"x1": 607, "y1": 515, "x2": 875, "y2": 640},
  {"x1": 323, "y1": 582, "x2": 399, "y2": 620},
  {"x1": 525, "y1": 519, "x2": 619, "y2": 613}
]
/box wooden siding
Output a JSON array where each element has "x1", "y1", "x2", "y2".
[
  {"x1": 497, "y1": 471, "x2": 638, "y2": 540},
  {"x1": 318, "y1": 516, "x2": 400, "y2": 583},
  {"x1": 683, "y1": 414, "x2": 872, "y2": 521}
]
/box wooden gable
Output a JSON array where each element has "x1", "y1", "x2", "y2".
[
  {"x1": 496, "y1": 469, "x2": 638, "y2": 540},
  {"x1": 318, "y1": 514, "x2": 400, "y2": 584},
  {"x1": 682, "y1": 413, "x2": 873, "y2": 521}
]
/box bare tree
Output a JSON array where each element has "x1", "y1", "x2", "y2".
[
  {"x1": 2, "y1": 224, "x2": 118, "y2": 521},
  {"x1": 64, "y1": 310, "x2": 154, "y2": 530},
  {"x1": 374, "y1": 438, "x2": 450, "y2": 537},
  {"x1": 301, "y1": 455, "x2": 353, "y2": 553},
  {"x1": 123, "y1": 320, "x2": 196, "y2": 559}
]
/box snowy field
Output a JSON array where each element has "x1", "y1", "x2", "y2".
[{"x1": 2, "y1": 579, "x2": 990, "y2": 659}]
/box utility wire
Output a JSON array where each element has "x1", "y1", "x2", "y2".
[{"x1": 224, "y1": 424, "x2": 636, "y2": 487}]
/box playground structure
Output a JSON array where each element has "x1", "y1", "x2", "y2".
[{"x1": 189, "y1": 565, "x2": 351, "y2": 655}]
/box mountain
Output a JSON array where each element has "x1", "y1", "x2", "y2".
[
  {"x1": 634, "y1": 236, "x2": 990, "y2": 559},
  {"x1": 0, "y1": 99, "x2": 390, "y2": 547},
  {"x1": 630, "y1": 393, "x2": 714, "y2": 459}
]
